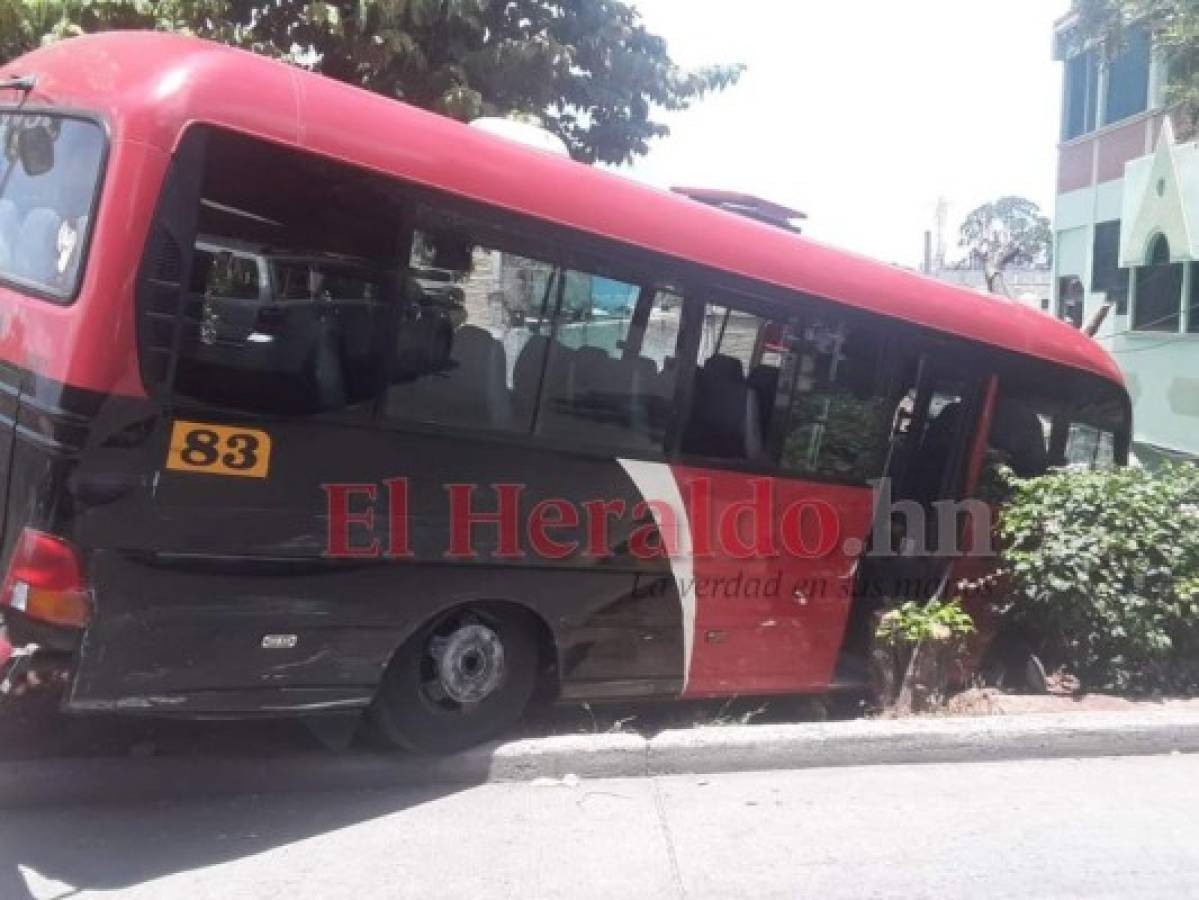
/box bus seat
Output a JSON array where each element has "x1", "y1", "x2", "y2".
[
  {"x1": 990, "y1": 397, "x2": 1049, "y2": 477},
  {"x1": 910, "y1": 401, "x2": 962, "y2": 504},
  {"x1": 13, "y1": 207, "x2": 62, "y2": 286},
  {"x1": 629, "y1": 355, "x2": 658, "y2": 383},
  {"x1": 394, "y1": 325, "x2": 512, "y2": 428},
  {"x1": 748, "y1": 364, "x2": 781, "y2": 431},
  {"x1": 546, "y1": 345, "x2": 608, "y2": 435},
  {"x1": 643, "y1": 363, "x2": 676, "y2": 439},
  {"x1": 453, "y1": 325, "x2": 513, "y2": 427},
  {"x1": 683, "y1": 355, "x2": 763, "y2": 461},
  {"x1": 0, "y1": 200, "x2": 18, "y2": 271},
  {"x1": 513, "y1": 334, "x2": 552, "y2": 421},
  {"x1": 572, "y1": 346, "x2": 610, "y2": 399},
  {"x1": 705, "y1": 353, "x2": 745, "y2": 383},
  {"x1": 623, "y1": 355, "x2": 661, "y2": 436}
]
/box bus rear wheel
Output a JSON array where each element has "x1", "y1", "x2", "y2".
[{"x1": 370, "y1": 604, "x2": 538, "y2": 754}]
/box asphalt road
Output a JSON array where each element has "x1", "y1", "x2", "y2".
[{"x1": 1, "y1": 754, "x2": 1197, "y2": 899}]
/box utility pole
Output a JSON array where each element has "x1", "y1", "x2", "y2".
[{"x1": 934, "y1": 196, "x2": 948, "y2": 270}]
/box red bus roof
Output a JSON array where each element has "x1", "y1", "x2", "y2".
[{"x1": 0, "y1": 32, "x2": 1122, "y2": 386}]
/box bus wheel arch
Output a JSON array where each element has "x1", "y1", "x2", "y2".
[{"x1": 369, "y1": 600, "x2": 559, "y2": 753}]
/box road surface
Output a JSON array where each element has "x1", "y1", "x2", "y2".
[{"x1": 2, "y1": 754, "x2": 1197, "y2": 898}]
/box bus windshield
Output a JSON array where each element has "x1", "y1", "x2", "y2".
[{"x1": 0, "y1": 113, "x2": 105, "y2": 300}]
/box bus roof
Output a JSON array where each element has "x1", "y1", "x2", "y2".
[{"x1": 0, "y1": 32, "x2": 1122, "y2": 386}]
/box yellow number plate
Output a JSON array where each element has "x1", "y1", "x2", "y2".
[{"x1": 166, "y1": 421, "x2": 272, "y2": 479}]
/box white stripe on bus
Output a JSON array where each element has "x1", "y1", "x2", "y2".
[{"x1": 616, "y1": 458, "x2": 695, "y2": 692}]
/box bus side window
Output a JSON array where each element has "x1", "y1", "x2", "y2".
[
  {"x1": 981, "y1": 368, "x2": 1127, "y2": 503},
  {"x1": 680, "y1": 300, "x2": 775, "y2": 463},
  {"x1": 776, "y1": 316, "x2": 910, "y2": 486},
  {"x1": 1064, "y1": 422, "x2": 1115, "y2": 468},
  {"x1": 986, "y1": 394, "x2": 1052, "y2": 478},
  {"x1": 143, "y1": 126, "x2": 404, "y2": 417},
  {"x1": 378, "y1": 228, "x2": 552, "y2": 436},
  {"x1": 532, "y1": 279, "x2": 684, "y2": 454}
]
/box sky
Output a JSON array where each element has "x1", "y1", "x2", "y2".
[{"x1": 618, "y1": 0, "x2": 1072, "y2": 268}]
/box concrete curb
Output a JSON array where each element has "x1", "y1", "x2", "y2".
[
  {"x1": 2, "y1": 711, "x2": 1197, "y2": 807},
  {"x1": 647, "y1": 710, "x2": 1199, "y2": 775}
]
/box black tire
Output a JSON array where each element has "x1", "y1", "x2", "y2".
[{"x1": 369, "y1": 605, "x2": 539, "y2": 754}]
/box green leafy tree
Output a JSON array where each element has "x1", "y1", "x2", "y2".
[
  {"x1": 958, "y1": 196, "x2": 1052, "y2": 270},
  {"x1": 0, "y1": 0, "x2": 743, "y2": 165},
  {"x1": 1072, "y1": 0, "x2": 1198, "y2": 136},
  {"x1": 957, "y1": 196, "x2": 1052, "y2": 296}
]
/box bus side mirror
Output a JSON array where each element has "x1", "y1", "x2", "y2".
[{"x1": 16, "y1": 125, "x2": 54, "y2": 177}]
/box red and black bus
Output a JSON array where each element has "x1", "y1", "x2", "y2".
[{"x1": 0, "y1": 33, "x2": 1129, "y2": 751}]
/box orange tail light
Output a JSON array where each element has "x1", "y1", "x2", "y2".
[{"x1": 0, "y1": 529, "x2": 90, "y2": 628}]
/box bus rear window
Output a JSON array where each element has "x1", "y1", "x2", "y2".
[{"x1": 0, "y1": 114, "x2": 105, "y2": 300}]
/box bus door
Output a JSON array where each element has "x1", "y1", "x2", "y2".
[
  {"x1": 831, "y1": 342, "x2": 994, "y2": 675},
  {"x1": 877, "y1": 347, "x2": 993, "y2": 590},
  {"x1": 670, "y1": 299, "x2": 911, "y2": 697}
]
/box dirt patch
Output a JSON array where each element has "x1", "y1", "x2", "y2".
[{"x1": 945, "y1": 687, "x2": 1199, "y2": 717}]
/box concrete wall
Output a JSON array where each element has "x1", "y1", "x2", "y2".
[{"x1": 928, "y1": 268, "x2": 1051, "y2": 311}]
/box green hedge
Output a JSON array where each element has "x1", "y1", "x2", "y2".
[{"x1": 996, "y1": 463, "x2": 1199, "y2": 692}]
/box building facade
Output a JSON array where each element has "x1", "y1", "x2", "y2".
[{"x1": 1052, "y1": 12, "x2": 1198, "y2": 461}]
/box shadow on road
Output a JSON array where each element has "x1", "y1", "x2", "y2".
[
  {"x1": 0, "y1": 684, "x2": 856, "y2": 895},
  {"x1": 0, "y1": 780, "x2": 467, "y2": 899}
]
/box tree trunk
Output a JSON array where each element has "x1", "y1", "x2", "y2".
[
  {"x1": 1084, "y1": 301, "x2": 1114, "y2": 337},
  {"x1": 984, "y1": 242, "x2": 1023, "y2": 300},
  {"x1": 869, "y1": 609, "x2": 953, "y2": 715},
  {"x1": 893, "y1": 640, "x2": 948, "y2": 714}
]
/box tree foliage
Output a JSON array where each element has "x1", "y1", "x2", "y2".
[
  {"x1": 995, "y1": 463, "x2": 1199, "y2": 692},
  {"x1": 1072, "y1": 0, "x2": 1198, "y2": 132},
  {"x1": 871, "y1": 599, "x2": 976, "y2": 714},
  {"x1": 0, "y1": 0, "x2": 743, "y2": 165},
  {"x1": 876, "y1": 599, "x2": 976, "y2": 649},
  {"x1": 957, "y1": 196, "x2": 1052, "y2": 270}
]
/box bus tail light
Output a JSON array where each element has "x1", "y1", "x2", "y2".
[{"x1": 0, "y1": 529, "x2": 90, "y2": 629}]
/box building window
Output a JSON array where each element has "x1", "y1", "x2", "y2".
[
  {"x1": 1057, "y1": 275, "x2": 1085, "y2": 328},
  {"x1": 1063, "y1": 49, "x2": 1099, "y2": 141},
  {"x1": 1091, "y1": 221, "x2": 1129, "y2": 314},
  {"x1": 1189, "y1": 263, "x2": 1199, "y2": 334},
  {"x1": 1132, "y1": 234, "x2": 1183, "y2": 332},
  {"x1": 1103, "y1": 26, "x2": 1151, "y2": 126}
]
